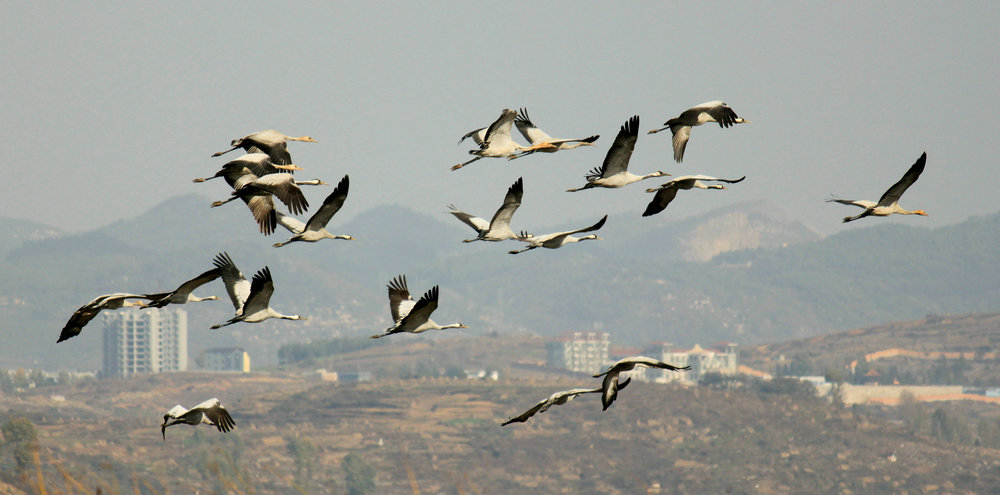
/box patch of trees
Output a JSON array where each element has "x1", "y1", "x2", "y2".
[{"x1": 278, "y1": 336, "x2": 386, "y2": 365}]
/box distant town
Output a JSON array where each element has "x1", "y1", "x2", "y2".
[{"x1": 4, "y1": 309, "x2": 998, "y2": 409}]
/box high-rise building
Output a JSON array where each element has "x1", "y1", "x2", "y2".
[
  {"x1": 546, "y1": 331, "x2": 611, "y2": 375},
  {"x1": 102, "y1": 308, "x2": 188, "y2": 377}
]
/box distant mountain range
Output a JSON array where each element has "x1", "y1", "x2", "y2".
[{"x1": 1, "y1": 194, "x2": 997, "y2": 370}]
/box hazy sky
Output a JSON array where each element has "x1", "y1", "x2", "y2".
[{"x1": 4, "y1": 2, "x2": 999, "y2": 236}]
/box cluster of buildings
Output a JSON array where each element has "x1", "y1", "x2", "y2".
[
  {"x1": 546, "y1": 331, "x2": 739, "y2": 384},
  {"x1": 101, "y1": 308, "x2": 249, "y2": 377}
]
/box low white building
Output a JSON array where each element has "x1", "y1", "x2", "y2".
[
  {"x1": 203, "y1": 347, "x2": 250, "y2": 373},
  {"x1": 643, "y1": 342, "x2": 739, "y2": 384}
]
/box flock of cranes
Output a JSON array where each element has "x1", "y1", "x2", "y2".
[{"x1": 55, "y1": 99, "x2": 931, "y2": 434}]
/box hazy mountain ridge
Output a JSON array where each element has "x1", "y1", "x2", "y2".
[
  {"x1": 1, "y1": 195, "x2": 997, "y2": 369},
  {"x1": 0, "y1": 215, "x2": 63, "y2": 258}
]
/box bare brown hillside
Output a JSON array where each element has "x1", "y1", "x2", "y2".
[
  {"x1": 743, "y1": 312, "x2": 1000, "y2": 384},
  {"x1": 2, "y1": 364, "x2": 999, "y2": 494}
]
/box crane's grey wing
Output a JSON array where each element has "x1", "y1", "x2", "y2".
[
  {"x1": 600, "y1": 115, "x2": 639, "y2": 177},
  {"x1": 236, "y1": 131, "x2": 293, "y2": 166},
  {"x1": 59, "y1": 306, "x2": 105, "y2": 343},
  {"x1": 481, "y1": 109, "x2": 517, "y2": 147},
  {"x1": 826, "y1": 197, "x2": 876, "y2": 209},
  {"x1": 630, "y1": 355, "x2": 690, "y2": 371},
  {"x1": 305, "y1": 175, "x2": 349, "y2": 231},
  {"x1": 255, "y1": 142, "x2": 292, "y2": 166},
  {"x1": 545, "y1": 136, "x2": 600, "y2": 147},
  {"x1": 706, "y1": 102, "x2": 740, "y2": 128},
  {"x1": 275, "y1": 211, "x2": 307, "y2": 234},
  {"x1": 670, "y1": 175, "x2": 746, "y2": 184},
  {"x1": 458, "y1": 127, "x2": 487, "y2": 146},
  {"x1": 536, "y1": 214, "x2": 609, "y2": 242},
  {"x1": 398, "y1": 286, "x2": 439, "y2": 329},
  {"x1": 174, "y1": 268, "x2": 222, "y2": 297},
  {"x1": 213, "y1": 252, "x2": 251, "y2": 313},
  {"x1": 652, "y1": 360, "x2": 691, "y2": 371},
  {"x1": 387, "y1": 275, "x2": 412, "y2": 323},
  {"x1": 145, "y1": 268, "x2": 222, "y2": 307},
  {"x1": 501, "y1": 398, "x2": 548, "y2": 426},
  {"x1": 568, "y1": 214, "x2": 607, "y2": 235},
  {"x1": 165, "y1": 404, "x2": 189, "y2": 418},
  {"x1": 58, "y1": 293, "x2": 151, "y2": 342},
  {"x1": 643, "y1": 186, "x2": 681, "y2": 217},
  {"x1": 446, "y1": 205, "x2": 489, "y2": 234},
  {"x1": 601, "y1": 373, "x2": 632, "y2": 410},
  {"x1": 876, "y1": 152, "x2": 927, "y2": 207},
  {"x1": 670, "y1": 124, "x2": 692, "y2": 163},
  {"x1": 513, "y1": 108, "x2": 554, "y2": 145},
  {"x1": 254, "y1": 174, "x2": 309, "y2": 216},
  {"x1": 488, "y1": 177, "x2": 524, "y2": 229},
  {"x1": 241, "y1": 267, "x2": 275, "y2": 316},
  {"x1": 538, "y1": 388, "x2": 599, "y2": 413},
  {"x1": 200, "y1": 399, "x2": 236, "y2": 433},
  {"x1": 243, "y1": 193, "x2": 278, "y2": 235}
]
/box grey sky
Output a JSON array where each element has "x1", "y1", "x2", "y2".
[{"x1": 3, "y1": 2, "x2": 998, "y2": 236}]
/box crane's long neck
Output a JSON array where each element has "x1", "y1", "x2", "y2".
[
  {"x1": 517, "y1": 142, "x2": 557, "y2": 152},
  {"x1": 188, "y1": 295, "x2": 219, "y2": 303},
  {"x1": 423, "y1": 319, "x2": 465, "y2": 330}
]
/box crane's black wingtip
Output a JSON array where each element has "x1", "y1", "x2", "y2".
[{"x1": 57, "y1": 328, "x2": 78, "y2": 343}]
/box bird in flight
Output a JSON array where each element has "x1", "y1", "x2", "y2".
[
  {"x1": 828, "y1": 152, "x2": 928, "y2": 223},
  {"x1": 648, "y1": 101, "x2": 748, "y2": 163},
  {"x1": 161, "y1": 398, "x2": 236, "y2": 440},
  {"x1": 371, "y1": 275, "x2": 466, "y2": 338},
  {"x1": 642, "y1": 175, "x2": 746, "y2": 217},
  {"x1": 566, "y1": 116, "x2": 669, "y2": 192},
  {"x1": 501, "y1": 378, "x2": 632, "y2": 426}
]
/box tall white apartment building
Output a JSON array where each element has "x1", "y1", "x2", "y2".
[
  {"x1": 102, "y1": 308, "x2": 188, "y2": 377},
  {"x1": 546, "y1": 331, "x2": 611, "y2": 375}
]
